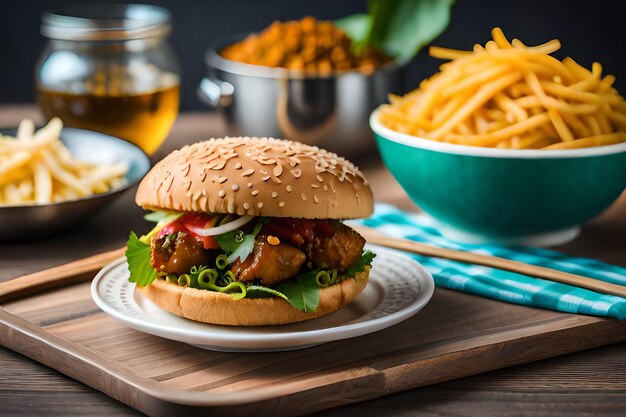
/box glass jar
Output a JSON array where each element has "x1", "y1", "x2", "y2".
[{"x1": 36, "y1": 4, "x2": 180, "y2": 155}]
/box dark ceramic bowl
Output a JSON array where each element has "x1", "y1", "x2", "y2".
[{"x1": 0, "y1": 127, "x2": 150, "y2": 240}]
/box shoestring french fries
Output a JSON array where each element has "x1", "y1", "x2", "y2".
[
  {"x1": 0, "y1": 118, "x2": 128, "y2": 205},
  {"x1": 380, "y1": 28, "x2": 626, "y2": 149}
]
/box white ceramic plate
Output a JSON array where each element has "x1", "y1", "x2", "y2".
[{"x1": 91, "y1": 246, "x2": 434, "y2": 352}]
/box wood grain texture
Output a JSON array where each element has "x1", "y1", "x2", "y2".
[
  {"x1": 1, "y1": 272, "x2": 626, "y2": 416},
  {"x1": 1, "y1": 106, "x2": 626, "y2": 417}
]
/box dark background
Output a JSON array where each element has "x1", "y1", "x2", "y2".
[{"x1": 1, "y1": 0, "x2": 626, "y2": 111}]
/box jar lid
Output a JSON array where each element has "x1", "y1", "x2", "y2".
[{"x1": 41, "y1": 4, "x2": 171, "y2": 41}]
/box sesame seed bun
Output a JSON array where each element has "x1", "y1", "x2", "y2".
[
  {"x1": 139, "y1": 270, "x2": 369, "y2": 326},
  {"x1": 135, "y1": 137, "x2": 373, "y2": 219}
]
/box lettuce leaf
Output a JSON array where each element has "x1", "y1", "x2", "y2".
[
  {"x1": 277, "y1": 270, "x2": 320, "y2": 313},
  {"x1": 346, "y1": 250, "x2": 376, "y2": 276},
  {"x1": 126, "y1": 232, "x2": 157, "y2": 287}
]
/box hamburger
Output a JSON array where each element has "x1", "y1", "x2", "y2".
[{"x1": 126, "y1": 137, "x2": 375, "y2": 326}]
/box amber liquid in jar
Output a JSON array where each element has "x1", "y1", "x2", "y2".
[{"x1": 37, "y1": 82, "x2": 179, "y2": 155}]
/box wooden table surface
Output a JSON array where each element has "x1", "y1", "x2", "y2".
[{"x1": 1, "y1": 105, "x2": 625, "y2": 417}]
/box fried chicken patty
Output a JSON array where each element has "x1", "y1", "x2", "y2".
[
  {"x1": 150, "y1": 218, "x2": 366, "y2": 286},
  {"x1": 151, "y1": 232, "x2": 217, "y2": 275},
  {"x1": 264, "y1": 219, "x2": 366, "y2": 270},
  {"x1": 230, "y1": 235, "x2": 306, "y2": 286}
]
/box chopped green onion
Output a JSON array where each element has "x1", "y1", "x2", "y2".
[
  {"x1": 315, "y1": 270, "x2": 332, "y2": 288},
  {"x1": 196, "y1": 269, "x2": 246, "y2": 300},
  {"x1": 329, "y1": 270, "x2": 338, "y2": 285},
  {"x1": 197, "y1": 269, "x2": 219, "y2": 289},
  {"x1": 178, "y1": 274, "x2": 191, "y2": 287},
  {"x1": 215, "y1": 254, "x2": 230, "y2": 270},
  {"x1": 224, "y1": 270, "x2": 235, "y2": 283}
]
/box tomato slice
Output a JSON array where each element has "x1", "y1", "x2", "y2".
[{"x1": 159, "y1": 213, "x2": 220, "y2": 250}]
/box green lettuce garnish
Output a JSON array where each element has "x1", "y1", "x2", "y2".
[
  {"x1": 215, "y1": 218, "x2": 267, "y2": 263},
  {"x1": 346, "y1": 250, "x2": 376, "y2": 276},
  {"x1": 277, "y1": 270, "x2": 321, "y2": 313},
  {"x1": 126, "y1": 232, "x2": 157, "y2": 287}
]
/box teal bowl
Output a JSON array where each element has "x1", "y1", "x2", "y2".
[{"x1": 370, "y1": 108, "x2": 626, "y2": 246}]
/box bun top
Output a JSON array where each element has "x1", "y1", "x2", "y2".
[{"x1": 136, "y1": 137, "x2": 373, "y2": 219}]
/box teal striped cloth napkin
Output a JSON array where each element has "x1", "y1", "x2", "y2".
[{"x1": 355, "y1": 203, "x2": 626, "y2": 320}]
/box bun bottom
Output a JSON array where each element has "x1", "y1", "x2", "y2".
[{"x1": 138, "y1": 271, "x2": 369, "y2": 326}]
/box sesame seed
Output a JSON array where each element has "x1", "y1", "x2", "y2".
[
  {"x1": 278, "y1": 201, "x2": 285, "y2": 207},
  {"x1": 232, "y1": 184, "x2": 240, "y2": 191},
  {"x1": 257, "y1": 202, "x2": 264, "y2": 208},
  {"x1": 235, "y1": 162, "x2": 242, "y2": 169},
  {"x1": 218, "y1": 190, "x2": 225, "y2": 198},
  {"x1": 247, "y1": 182, "x2": 253, "y2": 188},
  {"x1": 218, "y1": 176, "x2": 227, "y2": 183},
  {"x1": 243, "y1": 202, "x2": 250, "y2": 210},
  {"x1": 272, "y1": 191, "x2": 278, "y2": 198},
  {"x1": 286, "y1": 185, "x2": 292, "y2": 192},
  {"x1": 316, "y1": 175, "x2": 324, "y2": 182},
  {"x1": 291, "y1": 169, "x2": 302, "y2": 178},
  {"x1": 260, "y1": 169, "x2": 267, "y2": 175},
  {"x1": 262, "y1": 176, "x2": 271, "y2": 181},
  {"x1": 323, "y1": 184, "x2": 328, "y2": 191},
  {"x1": 273, "y1": 164, "x2": 283, "y2": 177},
  {"x1": 314, "y1": 195, "x2": 319, "y2": 204},
  {"x1": 242, "y1": 169, "x2": 255, "y2": 177},
  {"x1": 227, "y1": 197, "x2": 236, "y2": 213},
  {"x1": 311, "y1": 184, "x2": 320, "y2": 188},
  {"x1": 301, "y1": 193, "x2": 307, "y2": 201},
  {"x1": 252, "y1": 190, "x2": 260, "y2": 196}
]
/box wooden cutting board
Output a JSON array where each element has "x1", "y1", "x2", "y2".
[{"x1": 1, "y1": 261, "x2": 625, "y2": 417}]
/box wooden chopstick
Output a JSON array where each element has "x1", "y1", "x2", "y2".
[
  {"x1": 0, "y1": 247, "x2": 125, "y2": 303},
  {"x1": 355, "y1": 226, "x2": 626, "y2": 298}
]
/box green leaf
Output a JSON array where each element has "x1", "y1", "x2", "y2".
[
  {"x1": 346, "y1": 250, "x2": 376, "y2": 276},
  {"x1": 143, "y1": 211, "x2": 170, "y2": 222},
  {"x1": 368, "y1": 0, "x2": 454, "y2": 61},
  {"x1": 336, "y1": 0, "x2": 454, "y2": 61},
  {"x1": 215, "y1": 218, "x2": 268, "y2": 263},
  {"x1": 335, "y1": 13, "x2": 372, "y2": 53},
  {"x1": 227, "y1": 234, "x2": 256, "y2": 264},
  {"x1": 246, "y1": 285, "x2": 289, "y2": 301},
  {"x1": 126, "y1": 231, "x2": 157, "y2": 287},
  {"x1": 278, "y1": 270, "x2": 321, "y2": 313},
  {"x1": 214, "y1": 229, "x2": 242, "y2": 253}
]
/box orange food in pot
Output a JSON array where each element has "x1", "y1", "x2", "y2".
[{"x1": 220, "y1": 16, "x2": 391, "y2": 74}]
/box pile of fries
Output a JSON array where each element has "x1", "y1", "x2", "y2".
[
  {"x1": 380, "y1": 28, "x2": 626, "y2": 149},
  {"x1": 0, "y1": 118, "x2": 128, "y2": 205}
]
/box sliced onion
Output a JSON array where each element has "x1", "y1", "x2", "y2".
[{"x1": 185, "y1": 215, "x2": 254, "y2": 237}]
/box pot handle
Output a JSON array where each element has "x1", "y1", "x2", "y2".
[{"x1": 196, "y1": 77, "x2": 234, "y2": 108}]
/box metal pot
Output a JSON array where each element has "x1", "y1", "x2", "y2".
[{"x1": 198, "y1": 36, "x2": 406, "y2": 158}]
